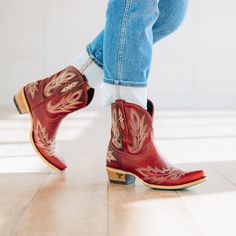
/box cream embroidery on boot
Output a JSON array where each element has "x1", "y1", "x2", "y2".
[
  {"x1": 136, "y1": 166, "x2": 185, "y2": 184},
  {"x1": 47, "y1": 89, "x2": 83, "y2": 114},
  {"x1": 118, "y1": 108, "x2": 125, "y2": 131},
  {"x1": 127, "y1": 108, "x2": 150, "y2": 154},
  {"x1": 60, "y1": 81, "x2": 79, "y2": 93},
  {"x1": 34, "y1": 119, "x2": 59, "y2": 157},
  {"x1": 106, "y1": 150, "x2": 117, "y2": 163},
  {"x1": 111, "y1": 107, "x2": 123, "y2": 149},
  {"x1": 27, "y1": 81, "x2": 39, "y2": 99},
  {"x1": 44, "y1": 69, "x2": 76, "y2": 97}
]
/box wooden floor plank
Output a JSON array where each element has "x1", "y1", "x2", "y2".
[
  {"x1": 0, "y1": 173, "x2": 49, "y2": 236},
  {"x1": 108, "y1": 183, "x2": 203, "y2": 236},
  {"x1": 12, "y1": 174, "x2": 108, "y2": 236},
  {"x1": 176, "y1": 162, "x2": 236, "y2": 236}
]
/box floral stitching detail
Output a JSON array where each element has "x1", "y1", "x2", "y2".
[
  {"x1": 136, "y1": 165, "x2": 185, "y2": 184},
  {"x1": 118, "y1": 108, "x2": 125, "y2": 130},
  {"x1": 34, "y1": 119, "x2": 59, "y2": 157},
  {"x1": 111, "y1": 106, "x2": 123, "y2": 149},
  {"x1": 44, "y1": 69, "x2": 76, "y2": 97},
  {"x1": 127, "y1": 108, "x2": 150, "y2": 154},
  {"x1": 26, "y1": 81, "x2": 39, "y2": 99},
  {"x1": 106, "y1": 150, "x2": 117, "y2": 163},
  {"x1": 47, "y1": 89, "x2": 83, "y2": 114},
  {"x1": 61, "y1": 81, "x2": 79, "y2": 93}
]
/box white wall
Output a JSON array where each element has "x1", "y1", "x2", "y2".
[
  {"x1": 0, "y1": 0, "x2": 236, "y2": 109},
  {"x1": 149, "y1": 0, "x2": 236, "y2": 109}
]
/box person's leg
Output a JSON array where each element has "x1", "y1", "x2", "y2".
[
  {"x1": 153, "y1": 0, "x2": 189, "y2": 43},
  {"x1": 102, "y1": 0, "x2": 159, "y2": 109},
  {"x1": 87, "y1": 0, "x2": 189, "y2": 69}
]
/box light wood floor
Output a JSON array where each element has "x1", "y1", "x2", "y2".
[{"x1": 1, "y1": 107, "x2": 236, "y2": 236}]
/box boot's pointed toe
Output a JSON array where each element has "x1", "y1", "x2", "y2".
[{"x1": 185, "y1": 170, "x2": 205, "y2": 183}]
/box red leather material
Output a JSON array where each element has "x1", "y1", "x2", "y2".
[
  {"x1": 24, "y1": 66, "x2": 92, "y2": 170},
  {"x1": 106, "y1": 100, "x2": 205, "y2": 186}
]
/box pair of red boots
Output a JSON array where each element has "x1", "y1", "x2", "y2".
[{"x1": 14, "y1": 66, "x2": 206, "y2": 190}]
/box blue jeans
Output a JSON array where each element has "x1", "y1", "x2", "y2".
[{"x1": 87, "y1": 0, "x2": 188, "y2": 88}]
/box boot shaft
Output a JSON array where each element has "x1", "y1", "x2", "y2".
[
  {"x1": 24, "y1": 66, "x2": 92, "y2": 115},
  {"x1": 110, "y1": 100, "x2": 154, "y2": 155},
  {"x1": 107, "y1": 99, "x2": 167, "y2": 172}
]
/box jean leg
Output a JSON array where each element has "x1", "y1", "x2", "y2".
[
  {"x1": 87, "y1": 0, "x2": 188, "y2": 69},
  {"x1": 103, "y1": 0, "x2": 160, "y2": 87},
  {"x1": 153, "y1": 0, "x2": 189, "y2": 43},
  {"x1": 87, "y1": 31, "x2": 104, "y2": 68}
]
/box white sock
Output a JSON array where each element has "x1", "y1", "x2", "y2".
[
  {"x1": 102, "y1": 83, "x2": 147, "y2": 109},
  {"x1": 71, "y1": 49, "x2": 147, "y2": 109},
  {"x1": 70, "y1": 49, "x2": 103, "y2": 89}
]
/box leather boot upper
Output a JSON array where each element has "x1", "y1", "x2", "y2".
[
  {"x1": 107, "y1": 100, "x2": 204, "y2": 186},
  {"x1": 24, "y1": 66, "x2": 94, "y2": 170}
]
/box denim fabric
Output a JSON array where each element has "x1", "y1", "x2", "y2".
[{"x1": 87, "y1": 0, "x2": 188, "y2": 87}]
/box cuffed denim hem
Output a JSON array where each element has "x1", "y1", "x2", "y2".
[
  {"x1": 86, "y1": 45, "x2": 103, "y2": 69},
  {"x1": 102, "y1": 81, "x2": 147, "y2": 109},
  {"x1": 104, "y1": 77, "x2": 147, "y2": 88}
]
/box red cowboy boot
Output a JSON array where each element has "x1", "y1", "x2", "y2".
[
  {"x1": 106, "y1": 100, "x2": 206, "y2": 190},
  {"x1": 13, "y1": 66, "x2": 94, "y2": 171}
]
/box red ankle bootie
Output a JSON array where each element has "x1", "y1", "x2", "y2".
[
  {"x1": 14, "y1": 66, "x2": 94, "y2": 171},
  {"x1": 106, "y1": 100, "x2": 206, "y2": 190}
]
